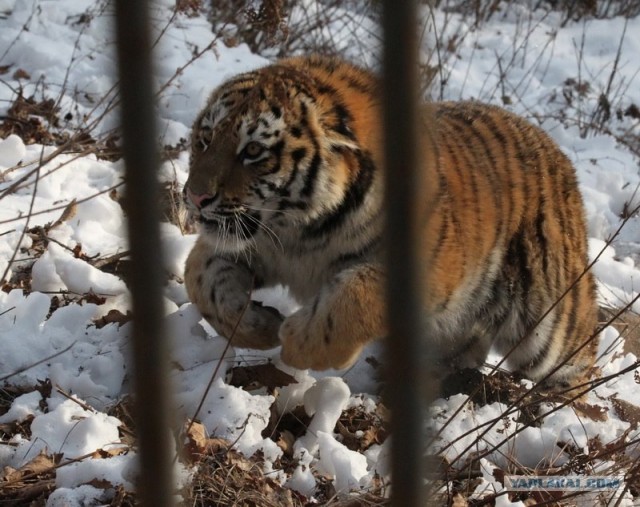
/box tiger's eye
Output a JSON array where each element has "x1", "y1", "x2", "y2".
[{"x1": 244, "y1": 141, "x2": 264, "y2": 158}]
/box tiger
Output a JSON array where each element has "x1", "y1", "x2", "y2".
[{"x1": 183, "y1": 54, "x2": 598, "y2": 387}]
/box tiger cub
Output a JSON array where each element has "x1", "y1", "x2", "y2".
[{"x1": 183, "y1": 55, "x2": 598, "y2": 386}]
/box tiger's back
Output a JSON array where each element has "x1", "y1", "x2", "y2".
[{"x1": 184, "y1": 56, "x2": 597, "y2": 385}]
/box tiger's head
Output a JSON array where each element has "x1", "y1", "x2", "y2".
[{"x1": 184, "y1": 56, "x2": 380, "y2": 253}]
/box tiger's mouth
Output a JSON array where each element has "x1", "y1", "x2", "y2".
[{"x1": 198, "y1": 210, "x2": 260, "y2": 240}]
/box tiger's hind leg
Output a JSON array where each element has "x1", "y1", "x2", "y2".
[
  {"x1": 425, "y1": 315, "x2": 495, "y2": 376},
  {"x1": 279, "y1": 264, "x2": 387, "y2": 370},
  {"x1": 496, "y1": 279, "x2": 599, "y2": 390}
]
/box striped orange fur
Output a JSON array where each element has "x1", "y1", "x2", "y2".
[{"x1": 183, "y1": 55, "x2": 597, "y2": 386}]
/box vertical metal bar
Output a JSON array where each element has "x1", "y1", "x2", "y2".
[
  {"x1": 114, "y1": 2, "x2": 173, "y2": 506},
  {"x1": 382, "y1": 1, "x2": 431, "y2": 505}
]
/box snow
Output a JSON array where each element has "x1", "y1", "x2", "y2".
[
  {"x1": 296, "y1": 377, "x2": 351, "y2": 454},
  {"x1": 0, "y1": 134, "x2": 26, "y2": 168},
  {"x1": 315, "y1": 430, "x2": 369, "y2": 495},
  {"x1": 0, "y1": 0, "x2": 640, "y2": 504}
]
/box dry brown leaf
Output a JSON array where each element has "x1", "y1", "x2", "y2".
[
  {"x1": 450, "y1": 493, "x2": 469, "y2": 506},
  {"x1": 12, "y1": 68, "x2": 31, "y2": 80},
  {"x1": 16, "y1": 450, "x2": 55, "y2": 477},
  {"x1": 94, "y1": 309, "x2": 132, "y2": 329},
  {"x1": 90, "y1": 447, "x2": 129, "y2": 460},
  {"x1": 611, "y1": 397, "x2": 640, "y2": 428},
  {"x1": 1, "y1": 466, "x2": 17, "y2": 480},
  {"x1": 376, "y1": 402, "x2": 390, "y2": 422},
  {"x1": 86, "y1": 478, "x2": 114, "y2": 490},
  {"x1": 184, "y1": 421, "x2": 229, "y2": 462},
  {"x1": 230, "y1": 363, "x2": 296, "y2": 391},
  {"x1": 0, "y1": 414, "x2": 35, "y2": 436},
  {"x1": 0, "y1": 478, "x2": 55, "y2": 502},
  {"x1": 49, "y1": 199, "x2": 78, "y2": 229},
  {"x1": 1, "y1": 450, "x2": 55, "y2": 484},
  {"x1": 226, "y1": 449, "x2": 253, "y2": 472},
  {"x1": 573, "y1": 400, "x2": 608, "y2": 422},
  {"x1": 276, "y1": 429, "x2": 295, "y2": 457},
  {"x1": 360, "y1": 426, "x2": 387, "y2": 449}
]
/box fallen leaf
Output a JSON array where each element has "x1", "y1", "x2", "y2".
[
  {"x1": 573, "y1": 400, "x2": 608, "y2": 422},
  {"x1": 611, "y1": 397, "x2": 640, "y2": 428},
  {"x1": 229, "y1": 363, "x2": 296, "y2": 391},
  {"x1": 226, "y1": 449, "x2": 253, "y2": 472},
  {"x1": 1, "y1": 450, "x2": 56, "y2": 484},
  {"x1": 184, "y1": 420, "x2": 229, "y2": 461},
  {"x1": 276, "y1": 429, "x2": 295, "y2": 457},
  {"x1": 49, "y1": 199, "x2": 78, "y2": 229},
  {"x1": 91, "y1": 447, "x2": 129, "y2": 459},
  {"x1": 87, "y1": 478, "x2": 114, "y2": 490},
  {"x1": 13, "y1": 68, "x2": 31, "y2": 80},
  {"x1": 450, "y1": 493, "x2": 469, "y2": 507},
  {"x1": 94, "y1": 309, "x2": 132, "y2": 329}
]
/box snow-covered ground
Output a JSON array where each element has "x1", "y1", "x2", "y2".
[{"x1": 0, "y1": 0, "x2": 639, "y2": 505}]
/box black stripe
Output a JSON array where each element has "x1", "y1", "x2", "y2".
[
  {"x1": 327, "y1": 315, "x2": 334, "y2": 331},
  {"x1": 262, "y1": 180, "x2": 280, "y2": 194},
  {"x1": 213, "y1": 265, "x2": 235, "y2": 277},
  {"x1": 278, "y1": 200, "x2": 308, "y2": 211},
  {"x1": 508, "y1": 227, "x2": 533, "y2": 298},
  {"x1": 481, "y1": 275, "x2": 511, "y2": 325},
  {"x1": 535, "y1": 209, "x2": 549, "y2": 274},
  {"x1": 310, "y1": 296, "x2": 320, "y2": 317},
  {"x1": 299, "y1": 101, "x2": 309, "y2": 128},
  {"x1": 252, "y1": 185, "x2": 265, "y2": 200},
  {"x1": 282, "y1": 149, "x2": 306, "y2": 191},
  {"x1": 260, "y1": 163, "x2": 281, "y2": 176},
  {"x1": 292, "y1": 147, "x2": 306, "y2": 162},
  {"x1": 303, "y1": 150, "x2": 376, "y2": 238},
  {"x1": 301, "y1": 152, "x2": 321, "y2": 197},
  {"x1": 270, "y1": 139, "x2": 285, "y2": 158},
  {"x1": 332, "y1": 102, "x2": 356, "y2": 140},
  {"x1": 344, "y1": 74, "x2": 376, "y2": 95},
  {"x1": 328, "y1": 235, "x2": 382, "y2": 271},
  {"x1": 270, "y1": 105, "x2": 282, "y2": 118},
  {"x1": 219, "y1": 84, "x2": 252, "y2": 101},
  {"x1": 316, "y1": 83, "x2": 336, "y2": 95}
]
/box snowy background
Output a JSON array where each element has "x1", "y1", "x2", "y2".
[{"x1": 1, "y1": 0, "x2": 640, "y2": 505}]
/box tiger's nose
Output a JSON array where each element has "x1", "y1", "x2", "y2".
[{"x1": 186, "y1": 188, "x2": 216, "y2": 209}]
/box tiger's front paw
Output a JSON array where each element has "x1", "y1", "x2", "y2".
[{"x1": 279, "y1": 308, "x2": 363, "y2": 371}]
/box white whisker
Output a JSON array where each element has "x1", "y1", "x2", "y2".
[
  {"x1": 244, "y1": 203, "x2": 300, "y2": 218},
  {"x1": 241, "y1": 211, "x2": 284, "y2": 252}
]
